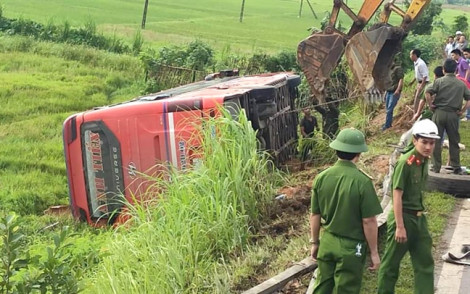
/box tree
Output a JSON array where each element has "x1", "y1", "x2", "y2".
[
  {"x1": 404, "y1": 1, "x2": 442, "y2": 35},
  {"x1": 452, "y1": 15, "x2": 469, "y2": 35}
]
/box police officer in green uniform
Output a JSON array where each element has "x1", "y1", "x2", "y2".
[
  {"x1": 425, "y1": 59, "x2": 470, "y2": 174},
  {"x1": 413, "y1": 66, "x2": 444, "y2": 122},
  {"x1": 310, "y1": 128, "x2": 382, "y2": 294},
  {"x1": 378, "y1": 119, "x2": 440, "y2": 294}
]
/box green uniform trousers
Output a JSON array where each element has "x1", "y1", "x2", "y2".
[
  {"x1": 313, "y1": 231, "x2": 367, "y2": 294},
  {"x1": 377, "y1": 213, "x2": 434, "y2": 294},
  {"x1": 432, "y1": 109, "x2": 460, "y2": 170}
]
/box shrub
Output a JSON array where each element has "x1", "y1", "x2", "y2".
[
  {"x1": 185, "y1": 40, "x2": 214, "y2": 70},
  {"x1": 452, "y1": 15, "x2": 469, "y2": 35},
  {"x1": 0, "y1": 215, "x2": 99, "y2": 293},
  {"x1": 0, "y1": 15, "x2": 131, "y2": 54},
  {"x1": 401, "y1": 34, "x2": 444, "y2": 72},
  {"x1": 264, "y1": 50, "x2": 299, "y2": 72},
  {"x1": 153, "y1": 40, "x2": 214, "y2": 70},
  {"x1": 404, "y1": 1, "x2": 442, "y2": 35}
]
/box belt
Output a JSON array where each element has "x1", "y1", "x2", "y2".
[
  {"x1": 418, "y1": 80, "x2": 428, "y2": 84},
  {"x1": 403, "y1": 208, "x2": 424, "y2": 217}
]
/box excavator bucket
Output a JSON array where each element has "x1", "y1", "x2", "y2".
[
  {"x1": 297, "y1": 32, "x2": 346, "y2": 103},
  {"x1": 345, "y1": 25, "x2": 406, "y2": 102}
]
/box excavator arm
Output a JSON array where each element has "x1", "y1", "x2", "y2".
[
  {"x1": 345, "y1": 0, "x2": 431, "y2": 100},
  {"x1": 381, "y1": 0, "x2": 430, "y2": 30},
  {"x1": 297, "y1": 0, "x2": 385, "y2": 103},
  {"x1": 298, "y1": 0, "x2": 431, "y2": 104}
]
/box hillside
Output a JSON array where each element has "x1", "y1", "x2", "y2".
[
  {"x1": 0, "y1": 1, "x2": 470, "y2": 293},
  {"x1": 2, "y1": 0, "x2": 467, "y2": 53}
]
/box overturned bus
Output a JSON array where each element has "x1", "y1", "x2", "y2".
[{"x1": 62, "y1": 72, "x2": 301, "y2": 225}]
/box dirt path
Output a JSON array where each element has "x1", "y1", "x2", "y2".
[{"x1": 443, "y1": 4, "x2": 470, "y2": 13}]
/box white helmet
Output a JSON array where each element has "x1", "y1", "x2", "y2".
[{"x1": 412, "y1": 119, "x2": 440, "y2": 139}]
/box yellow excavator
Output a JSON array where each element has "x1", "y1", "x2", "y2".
[{"x1": 297, "y1": 0, "x2": 431, "y2": 104}]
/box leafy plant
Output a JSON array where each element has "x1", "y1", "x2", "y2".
[
  {"x1": 432, "y1": 17, "x2": 450, "y2": 34},
  {"x1": 0, "y1": 214, "x2": 31, "y2": 293},
  {"x1": 264, "y1": 50, "x2": 299, "y2": 73},
  {"x1": 452, "y1": 15, "x2": 469, "y2": 35},
  {"x1": 320, "y1": 11, "x2": 330, "y2": 30},
  {"x1": 0, "y1": 215, "x2": 101, "y2": 293},
  {"x1": 0, "y1": 15, "x2": 131, "y2": 54},
  {"x1": 34, "y1": 227, "x2": 83, "y2": 294},
  {"x1": 185, "y1": 40, "x2": 214, "y2": 70},
  {"x1": 401, "y1": 34, "x2": 443, "y2": 72}
]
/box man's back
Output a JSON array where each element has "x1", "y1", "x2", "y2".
[
  {"x1": 428, "y1": 74, "x2": 470, "y2": 112},
  {"x1": 311, "y1": 160, "x2": 381, "y2": 241}
]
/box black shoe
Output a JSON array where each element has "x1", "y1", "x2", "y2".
[{"x1": 453, "y1": 168, "x2": 464, "y2": 175}]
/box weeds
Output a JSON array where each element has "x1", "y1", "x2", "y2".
[
  {"x1": 0, "y1": 215, "x2": 30, "y2": 293},
  {"x1": 0, "y1": 14, "x2": 131, "y2": 54},
  {"x1": 86, "y1": 109, "x2": 283, "y2": 293},
  {"x1": 0, "y1": 214, "x2": 100, "y2": 293}
]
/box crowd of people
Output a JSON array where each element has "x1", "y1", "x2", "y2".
[
  {"x1": 299, "y1": 30, "x2": 470, "y2": 174},
  {"x1": 299, "y1": 30, "x2": 470, "y2": 293}
]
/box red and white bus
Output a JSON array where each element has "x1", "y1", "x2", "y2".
[{"x1": 63, "y1": 72, "x2": 300, "y2": 225}]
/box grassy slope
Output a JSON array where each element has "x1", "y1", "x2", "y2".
[
  {"x1": 0, "y1": 37, "x2": 144, "y2": 215},
  {"x1": 0, "y1": 0, "x2": 417, "y2": 53},
  {"x1": 0, "y1": 0, "x2": 469, "y2": 292}
]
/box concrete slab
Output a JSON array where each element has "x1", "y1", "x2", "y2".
[{"x1": 435, "y1": 199, "x2": 470, "y2": 294}]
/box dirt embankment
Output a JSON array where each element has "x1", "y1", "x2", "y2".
[{"x1": 443, "y1": 4, "x2": 470, "y2": 13}]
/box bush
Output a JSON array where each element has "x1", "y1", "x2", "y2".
[
  {"x1": 0, "y1": 14, "x2": 131, "y2": 54},
  {"x1": 185, "y1": 40, "x2": 214, "y2": 70},
  {"x1": 404, "y1": 1, "x2": 442, "y2": 35},
  {"x1": 401, "y1": 34, "x2": 444, "y2": 72},
  {"x1": 452, "y1": 15, "x2": 469, "y2": 35},
  {"x1": 0, "y1": 215, "x2": 100, "y2": 293},
  {"x1": 153, "y1": 40, "x2": 214, "y2": 70},
  {"x1": 264, "y1": 50, "x2": 299, "y2": 72}
]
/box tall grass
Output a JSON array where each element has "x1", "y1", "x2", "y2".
[{"x1": 85, "y1": 110, "x2": 283, "y2": 293}]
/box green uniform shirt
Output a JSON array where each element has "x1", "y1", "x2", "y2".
[
  {"x1": 420, "y1": 83, "x2": 434, "y2": 120},
  {"x1": 392, "y1": 147, "x2": 428, "y2": 211},
  {"x1": 311, "y1": 160, "x2": 382, "y2": 241},
  {"x1": 425, "y1": 73, "x2": 470, "y2": 112},
  {"x1": 387, "y1": 65, "x2": 404, "y2": 92}
]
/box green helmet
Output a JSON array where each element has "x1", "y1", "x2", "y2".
[{"x1": 329, "y1": 128, "x2": 368, "y2": 153}]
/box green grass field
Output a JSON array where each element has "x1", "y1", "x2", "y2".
[
  {"x1": 0, "y1": 0, "x2": 470, "y2": 292},
  {"x1": 0, "y1": 37, "x2": 144, "y2": 215},
  {"x1": 1, "y1": 0, "x2": 450, "y2": 53}
]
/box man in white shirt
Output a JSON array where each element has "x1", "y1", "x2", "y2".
[
  {"x1": 455, "y1": 31, "x2": 468, "y2": 51},
  {"x1": 445, "y1": 36, "x2": 456, "y2": 58},
  {"x1": 409, "y1": 49, "x2": 429, "y2": 113}
]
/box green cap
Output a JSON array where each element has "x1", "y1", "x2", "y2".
[{"x1": 329, "y1": 128, "x2": 368, "y2": 153}]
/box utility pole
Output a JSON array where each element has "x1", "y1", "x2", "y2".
[
  {"x1": 298, "y1": 0, "x2": 317, "y2": 19},
  {"x1": 306, "y1": 0, "x2": 318, "y2": 19},
  {"x1": 240, "y1": 0, "x2": 246, "y2": 23},
  {"x1": 142, "y1": 0, "x2": 149, "y2": 29}
]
